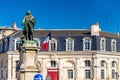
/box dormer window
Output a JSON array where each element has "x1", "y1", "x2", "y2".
[
  {"x1": 83, "y1": 37, "x2": 92, "y2": 51},
  {"x1": 100, "y1": 37, "x2": 106, "y2": 51},
  {"x1": 111, "y1": 39, "x2": 116, "y2": 52},
  {"x1": 15, "y1": 39, "x2": 21, "y2": 50},
  {"x1": 4, "y1": 39, "x2": 8, "y2": 51},
  {"x1": 0, "y1": 41, "x2": 3, "y2": 52},
  {"x1": 49, "y1": 38, "x2": 57, "y2": 51},
  {"x1": 66, "y1": 38, "x2": 74, "y2": 51}
]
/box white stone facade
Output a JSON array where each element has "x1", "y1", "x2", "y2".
[{"x1": 0, "y1": 50, "x2": 120, "y2": 80}]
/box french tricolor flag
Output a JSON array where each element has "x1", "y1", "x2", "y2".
[{"x1": 42, "y1": 32, "x2": 51, "y2": 50}]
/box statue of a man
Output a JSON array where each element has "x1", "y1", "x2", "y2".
[{"x1": 22, "y1": 10, "x2": 35, "y2": 40}]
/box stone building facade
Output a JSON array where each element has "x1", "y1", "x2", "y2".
[{"x1": 0, "y1": 22, "x2": 120, "y2": 80}]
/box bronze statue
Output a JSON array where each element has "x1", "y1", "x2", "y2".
[{"x1": 22, "y1": 10, "x2": 35, "y2": 40}]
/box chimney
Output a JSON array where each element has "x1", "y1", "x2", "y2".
[
  {"x1": 90, "y1": 22, "x2": 101, "y2": 36},
  {"x1": 12, "y1": 22, "x2": 18, "y2": 30}
]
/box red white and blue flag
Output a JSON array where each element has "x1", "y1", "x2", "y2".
[{"x1": 42, "y1": 32, "x2": 51, "y2": 50}]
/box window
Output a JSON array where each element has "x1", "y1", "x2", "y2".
[
  {"x1": 51, "y1": 40, "x2": 56, "y2": 51},
  {"x1": 66, "y1": 38, "x2": 74, "y2": 51},
  {"x1": 101, "y1": 69, "x2": 105, "y2": 79},
  {"x1": 85, "y1": 39, "x2": 90, "y2": 50},
  {"x1": 101, "y1": 61, "x2": 106, "y2": 67},
  {"x1": 85, "y1": 69, "x2": 90, "y2": 79},
  {"x1": 49, "y1": 38, "x2": 57, "y2": 51},
  {"x1": 83, "y1": 37, "x2": 91, "y2": 51},
  {"x1": 1, "y1": 70, "x2": 3, "y2": 78},
  {"x1": 50, "y1": 61, "x2": 57, "y2": 67},
  {"x1": 111, "y1": 39, "x2": 116, "y2": 52},
  {"x1": 112, "y1": 61, "x2": 116, "y2": 67},
  {"x1": 101, "y1": 40, "x2": 105, "y2": 50},
  {"x1": 16, "y1": 61, "x2": 20, "y2": 71},
  {"x1": 0, "y1": 41, "x2": 3, "y2": 52},
  {"x1": 85, "y1": 60, "x2": 90, "y2": 67},
  {"x1": 112, "y1": 70, "x2": 115, "y2": 79},
  {"x1": 68, "y1": 69, "x2": 73, "y2": 79},
  {"x1": 4, "y1": 39, "x2": 8, "y2": 51},
  {"x1": 1, "y1": 60, "x2": 3, "y2": 68},
  {"x1": 100, "y1": 37, "x2": 106, "y2": 51},
  {"x1": 67, "y1": 40, "x2": 72, "y2": 50},
  {"x1": 15, "y1": 39, "x2": 21, "y2": 50}
]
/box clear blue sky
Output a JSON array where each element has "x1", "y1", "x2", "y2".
[{"x1": 0, "y1": 0, "x2": 120, "y2": 33}]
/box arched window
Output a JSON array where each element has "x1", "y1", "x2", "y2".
[
  {"x1": 112, "y1": 61, "x2": 116, "y2": 67},
  {"x1": 100, "y1": 61, "x2": 106, "y2": 79},
  {"x1": 51, "y1": 40, "x2": 56, "y2": 51},
  {"x1": 83, "y1": 37, "x2": 91, "y2": 51},
  {"x1": 111, "y1": 61, "x2": 117, "y2": 79},
  {"x1": 111, "y1": 39, "x2": 116, "y2": 52},
  {"x1": 100, "y1": 37, "x2": 106, "y2": 51},
  {"x1": 63, "y1": 61, "x2": 75, "y2": 79},
  {"x1": 101, "y1": 61, "x2": 106, "y2": 67},
  {"x1": 66, "y1": 38, "x2": 74, "y2": 51},
  {"x1": 49, "y1": 38, "x2": 57, "y2": 51}
]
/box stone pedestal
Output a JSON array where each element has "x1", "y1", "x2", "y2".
[{"x1": 19, "y1": 41, "x2": 40, "y2": 80}]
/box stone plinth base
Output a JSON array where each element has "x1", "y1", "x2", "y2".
[
  {"x1": 20, "y1": 69, "x2": 40, "y2": 80},
  {"x1": 19, "y1": 40, "x2": 40, "y2": 80}
]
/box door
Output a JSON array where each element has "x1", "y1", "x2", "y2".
[{"x1": 47, "y1": 68, "x2": 59, "y2": 80}]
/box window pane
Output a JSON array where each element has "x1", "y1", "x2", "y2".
[
  {"x1": 85, "y1": 60, "x2": 90, "y2": 67},
  {"x1": 101, "y1": 70, "x2": 105, "y2": 79},
  {"x1": 85, "y1": 70, "x2": 90, "y2": 79},
  {"x1": 112, "y1": 61, "x2": 116, "y2": 67},
  {"x1": 67, "y1": 40, "x2": 72, "y2": 51},
  {"x1": 51, "y1": 40, "x2": 56, "y2": 51},
  {"x1": 112, "y1": 70, "x2": 115, "y2": 79},
  {"x1": 112, "y1": 42, "x2": 115, "y2": 51},
  {"x1": 101, "y1": 61, "x2": 105, "y2": 67},
  {"x1": 51, "y1": 61, "x2": 56, "y2": 67},
  {"x1": 16, "y1": 40, "x2": 21, "y2": 50},
  {"x1": 101, "y1": 40, "x2": 105, "y2": 50},
  {"x1": 68, "y1": 69, "x2": 73, "y2": 79},
  {"x1": 85, "y1": 39, "x2": 90, "y2": 50},
  {"x1": 16, "y1": 61, "x2": 20, "y2": 71}
]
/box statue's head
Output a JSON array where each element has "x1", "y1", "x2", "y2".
[{"x1": 26, "y1": 10, "x2": 31, "y2": 15}]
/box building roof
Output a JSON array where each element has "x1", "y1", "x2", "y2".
[{"x1": 12, "y1": 29, "x2": 120, "y2": 39}]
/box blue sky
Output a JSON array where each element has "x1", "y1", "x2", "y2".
[{"x1": 0, "y1": 0, "x2": 120, "y2": 33}]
